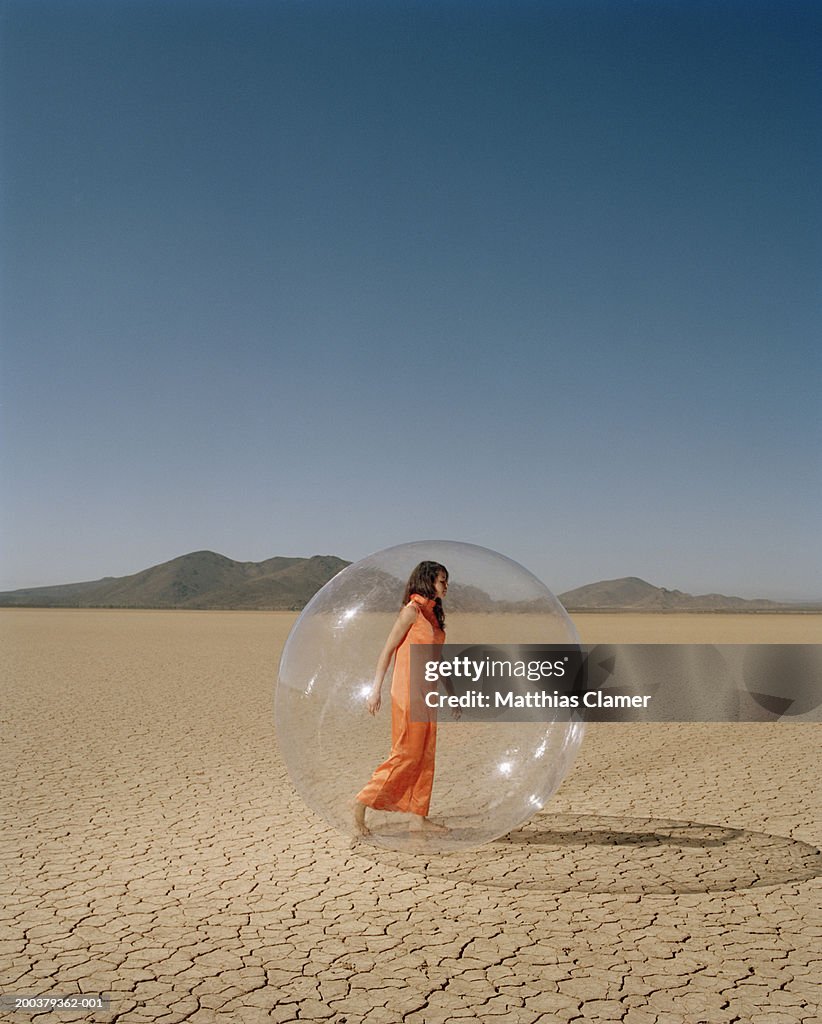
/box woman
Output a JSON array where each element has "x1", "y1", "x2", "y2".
[{"x1": 353, "y1": 561, "x2": 449, "y2": 836}]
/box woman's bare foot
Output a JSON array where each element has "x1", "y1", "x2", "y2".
[
  {"x1": 352, "y1": 800, "x2": 370, "y2": 837},
  {"x1": 408, "y1": 815, "x2": 449, "y2": 834}
]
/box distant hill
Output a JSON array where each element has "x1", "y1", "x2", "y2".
[
  {"x1": 557, "y1": 576, "x2": 822, "y2": 612},
  {"x1": 0, "y1": 551, "x2": 351, "y2": 610},
  {"x1": 1, "y1": 560, "x2": 819, "y2": 613},
  {"x1": 0, "y1": 553, "x2": 563, "y2": 614}
]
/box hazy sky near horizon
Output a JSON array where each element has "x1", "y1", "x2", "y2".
[{"x1": 1, "y1": 0, "x2": 820, "y2": 599}]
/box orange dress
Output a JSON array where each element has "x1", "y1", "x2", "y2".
[{"x1": 356, "y1": 594, "x2": 445, "y2": 817}]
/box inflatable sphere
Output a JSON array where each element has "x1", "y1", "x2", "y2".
[{"x1": 275, "y1": 540, "x2": 585, "y2": 852}]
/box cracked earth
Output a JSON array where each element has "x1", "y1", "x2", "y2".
[{"x1": 1, "y1": 610, "x2": 819, "y2": 1023}]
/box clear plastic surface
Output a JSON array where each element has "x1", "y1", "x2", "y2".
[{"x1": 276, "y1": 540, "x2": 585, "y2": 852}]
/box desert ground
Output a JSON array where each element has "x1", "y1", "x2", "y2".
[{"x1": 1, "y1": 609, "x2": 820, "y2": 1023}]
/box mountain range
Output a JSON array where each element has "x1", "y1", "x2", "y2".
[
  {"x1": 556, "y1": 576, "x2": 820, "y2": 612},
  {"x1": 0, "y1": 551, "x2": 819, "y2": 612},
  {"x1": 0, "y1": 551, "x2": 349, "y2": 610}
]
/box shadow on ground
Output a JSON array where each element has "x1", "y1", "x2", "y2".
[{"x1": 364, "y1": 813, "x2": 822, "y2": 894}]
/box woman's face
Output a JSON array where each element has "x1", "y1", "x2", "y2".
[{"x1": 434, "y1": 570, "x2": 448, "y2": 599}]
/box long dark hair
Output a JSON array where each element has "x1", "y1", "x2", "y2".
[{"x1": 402, "y1": 560, "x2": 448, "y2": 632}]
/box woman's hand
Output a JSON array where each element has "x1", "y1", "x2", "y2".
[{"x1": 367, "y1": 687, "x2": 382, "y2": 715}]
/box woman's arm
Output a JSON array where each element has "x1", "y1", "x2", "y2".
[{"x1": 366, "y1": 603, "x2": 417, "y2": 715}]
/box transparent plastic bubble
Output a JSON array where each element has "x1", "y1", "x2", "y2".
[{"x1": 275, "y1": 540, "x2": 585, "y2": 852}]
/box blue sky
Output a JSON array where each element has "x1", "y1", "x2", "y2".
[{"x1": 1, "y1": 0, "x2": 820, "y2": 599}]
